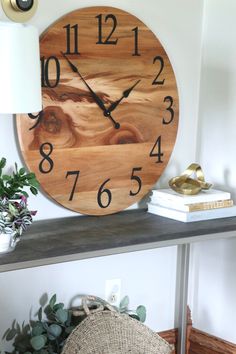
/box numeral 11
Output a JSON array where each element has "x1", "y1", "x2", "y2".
[{"x1": 64, "y1": 24, "x2": 80, "y2": 54}]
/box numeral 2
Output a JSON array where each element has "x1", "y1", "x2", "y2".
[
  {"x1": 63, "y1": 24, "x2": 80, "y2": 55},
  {"x1": 96, "y1": 14, "x2": 118, "y2": 45},
  {"x1": 41, "y1": 56, "x2": 60, "y2": 88},
  {"x1": 150, "y1": 136, "x2": 164, "y2": 163},
  {"x1": 152, "y1": 56, "x2": 165, "y2": 85}
]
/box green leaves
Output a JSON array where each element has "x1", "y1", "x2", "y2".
[
  {"x1": 136, "y1": 305, "x2": 147, "y2": 323},
  {"x1": 119, "y1": 296, "x2": 147, "y2": 323},
  {"x1": 55, "y1": 309, "x2": 68, "y2": 324},
  {"x1": 49, "y1": 294, "x2": 57, "y2": 309},
  {"x1": 119, "y1": 296, "x2": 129, "y2": 312},
  {"x1": 0, "y1": 157, "x2": 40, "y2": 199},
  {"x1": 4, "y1": 293, "x2": 147, "y2": 354},
  {"x1": 48, "y1": 324, "x2": 62, "y2": 339},
  {"x1": 30, "y1": 335, "x2": 47, "y2": 350}
]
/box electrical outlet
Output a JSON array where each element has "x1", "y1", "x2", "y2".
[{"x1": 105, "y1": 278, "x2": 121, "y2": 307}]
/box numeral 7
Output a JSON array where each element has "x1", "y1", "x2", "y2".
[{"x1": 66, "y1": 170, "x2": 80, "y2": 201}]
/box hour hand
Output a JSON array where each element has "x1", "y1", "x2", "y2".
[{"x1": 107, "y1": 79, "x2": 141, "y2": 113}]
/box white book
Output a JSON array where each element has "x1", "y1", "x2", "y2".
[
  {"x1": 151, "y1": 188, "x2": 231, "y2": 205},
  {"x1": 147, "y1": 203, "x2": 236, "y2": 223},
  {"x1": 150, "y1": 197, "x2": 234, "y2": 212}
]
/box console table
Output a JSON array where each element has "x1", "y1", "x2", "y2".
[{"x1": 1, "y1": 209, "x2": 236, "y2": 354}]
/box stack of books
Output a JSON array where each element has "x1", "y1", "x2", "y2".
[{"x1": 147, "y1": 188, "x2": 236, "y2": 222}]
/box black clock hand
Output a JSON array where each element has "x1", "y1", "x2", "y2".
[
  {"x1": 62, "y1": 52, "x2": 120, "y2": 129},
  {"x1": 107, "y1": 80, "x2": 141, "y2": 113}
]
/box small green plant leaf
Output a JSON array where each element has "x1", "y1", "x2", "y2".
[
  {"x1": 0, "y1": 157, "x2": 6, "y2": 169},
  {"x1": 48, "y1": 324, "x2": 62, "y2": 338},
  {"x1": 5, "y1": 328, "x2": 17, "y2": 341},
  {"x1": 49, "y1": 294, "x2": 57, "y2": 309},
  {"x1": 136, "y1": 305, "x2": 146, "y2": 323},
  {"x1": 38, "y1": 307, "x2": 43, "y2": 322},
  {"x1": 53, "y1": 303, "x2": 64, "y2": 311},
  {"x1": 19, "y1": 167, "x2": 26, "y2": 175},
  {"x1": 119, "y1": 296, "x2": 129, "y2": 311},
  {"x1": 30, "y1": 335, "x2": 46, "y2": 351},
  {"x1": 30, "y1": 186, "x2": 38, "y2": 195},
  {"x1": 55, "y1": 309, "x2": 68, "y2": 324},
  {"x1": 32, "y1": 322, "x2": 44, "y2": 336}
]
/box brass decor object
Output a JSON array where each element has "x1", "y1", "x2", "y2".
[
  {"x1": 169, "y1": 163, "x2": 212, "y2": 195},
  {"x1": 1, "y1": 0, "x2": 38, "y2": 22},
  {"x1": 62, "y1": 295, "x2": 172, "y2": 354}
]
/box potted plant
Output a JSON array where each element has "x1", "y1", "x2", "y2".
[{"x1": 0, "y1": 157, "x2": 39, "y2": 254}]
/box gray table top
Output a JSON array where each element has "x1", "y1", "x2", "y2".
[{"x1": 1, "y1": 209, "x2": 236, "y2": 272}]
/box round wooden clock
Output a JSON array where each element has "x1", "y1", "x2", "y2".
[{"x1": 17, "y1": 6, "x2": 179, "y2": 216}]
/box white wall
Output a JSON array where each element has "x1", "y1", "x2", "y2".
[
  {"x1": 189, "y1": 0, "x2": 236, "y2": 343},
  {"x1": 0, "y1": 0, "x2": 204, "y2": 351}
]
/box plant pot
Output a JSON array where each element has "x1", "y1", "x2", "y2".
[{"x1": 0, "y1": 231, "x2": 18, "y2": 254}]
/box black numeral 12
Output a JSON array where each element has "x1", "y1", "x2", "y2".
[
  {"x1": 63, "y1": 24, "x2": 80, "y2": 54},
  {"x1": 96, "y1": 14, "x2": 118, "y2": 45}
]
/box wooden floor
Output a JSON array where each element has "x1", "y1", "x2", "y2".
[{"x1": 158, "y1": 308, "x2": 236, "y2": 354}]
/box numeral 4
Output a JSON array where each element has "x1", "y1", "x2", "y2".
[{"x1": 150, "y1": 136, "x2": 164, "y2": 163}]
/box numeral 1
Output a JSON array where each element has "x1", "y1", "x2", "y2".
[
  {"x1": 132, "y1": 27, "x2": 141, "y2": 56},
  {"x1": 150, "y1": 136, "x2": 164, "y2": 163},
  {"x1": 63, "y1": 24, "x2": 80, "y2": 55},
  {"x1": 41, "y1": 56, "x2": 60, "y2": 88}
]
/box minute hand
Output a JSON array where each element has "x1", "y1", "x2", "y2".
[
  {"x1": 62, "y1": 52, "x2": 107, "y2": 112},
  {"x1": 62, "y1": 53, "x2": 120, "y2": 129},
  {"x1": 107, "y1": 80, "x2": 141, "y2": 113}
]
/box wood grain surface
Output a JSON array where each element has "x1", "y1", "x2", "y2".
[{"x1": 17, "y1": 6, "x2": 179, "y2": 215}]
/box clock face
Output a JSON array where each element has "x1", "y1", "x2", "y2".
[{"x1": 17, "y1": 6, "x2": 179, "y2": 215}]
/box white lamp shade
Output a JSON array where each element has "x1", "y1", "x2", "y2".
[{"x1": 0, "y1": 22, "x2": 42, "y2": 114}]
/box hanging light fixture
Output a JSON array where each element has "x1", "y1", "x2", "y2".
[
  {"x1": 1, "y1": 0, "x2": 38, "y2": 23},
  {"x1": 0, "y1": 0, "x2": 41, "y2": 114}
]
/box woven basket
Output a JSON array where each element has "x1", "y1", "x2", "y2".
[{"x1": 62, "y1": 296, "x2": 172, "y2": 354}]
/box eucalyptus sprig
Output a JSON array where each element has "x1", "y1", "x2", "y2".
[
  {"x1": 0, "y1": 158, "x2": 39, "y2": 200},
  {"x1": 3, "y1": 294, "x2": 147, "y2": 354}
]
